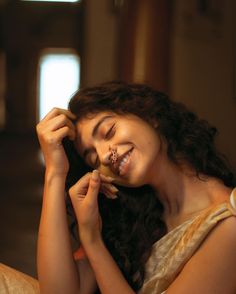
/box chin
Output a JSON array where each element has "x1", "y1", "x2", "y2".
[
  {"x1": 99, "y1": 162, "x2": 151, "y2": 188},
  {"x1": 115, "y1": 180, "x2": 141, "y2": 188},
  {"x1": 117, "y1": 171, "x2": 149, "y2": 188}
]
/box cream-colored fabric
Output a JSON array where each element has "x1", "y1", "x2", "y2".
[
  {"x1": 140, "y1": 188, "x2": 236, "y2": 294},
  {"x1": 0, "y1": 263, "x2": 39, "y2": 294}
]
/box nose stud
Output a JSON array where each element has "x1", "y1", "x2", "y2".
[{"x1": 110, "y1": 148, "x2": 118, "y2": 164}]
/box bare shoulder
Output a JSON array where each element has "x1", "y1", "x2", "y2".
[
  {"x1": 208, "y1": 215, "x2": 236, "y2": 242},
  {"x1": 201, "y1": 216, "x2": 236, "y2": 258},
  {"x1": 166, "y1": 216, "x2": 236, "y2": 294}
]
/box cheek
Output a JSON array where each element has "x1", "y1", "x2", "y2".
[
  {"x1": 140, "y1": 128, "x2": 160, "y2": 150},
  {"x1": 149, "y1": 136, "x2": 160, "y2": 152},
  {"x1": 117, "y1": 126, "x2": 132, "y2": 140}
]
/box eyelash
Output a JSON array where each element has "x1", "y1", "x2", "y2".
[
  {"x1": 105, "y1": 124, "x2": 115, "y2": 140},
  {"x1": 89, "y1": 123, "x2": 116, "y2": 167}
]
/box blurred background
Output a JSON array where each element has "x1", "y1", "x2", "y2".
[{"x1": 0, "y1": 0, "x2": 236, "y2": 279}]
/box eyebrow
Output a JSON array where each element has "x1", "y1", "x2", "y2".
[
  {"x1": 82, "y1": 115, "x2": 114, "y2": 160},
  {"x1": 92, "y1": 115, "x2": 114, "y2": 137}
]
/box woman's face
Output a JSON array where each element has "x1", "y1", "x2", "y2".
[{"x1": 74, "y1": 111, "x2": 164, "y2": 187}]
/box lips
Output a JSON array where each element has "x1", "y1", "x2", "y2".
[{"x1": 112, "y1": 147, "x2": 133, "y2": 176}]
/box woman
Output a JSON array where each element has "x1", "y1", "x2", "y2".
[{"x1": 36, "y1": 81, "x2": 236, "y2": 294}]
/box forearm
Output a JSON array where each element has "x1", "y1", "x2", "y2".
[
  {"x1": 84, "y1": 238, "x2": 135, "y2": 294},
  {"x1": 37, "y1": 171, "x2": 80, "y2": 294}
]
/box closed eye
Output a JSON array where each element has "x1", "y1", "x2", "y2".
[{"x1": 105, "y1": 124, "x2": 116, "y2": 140}]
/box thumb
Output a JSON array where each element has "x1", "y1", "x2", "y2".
[{"x1": 86, "y1": 170, "x2": 101, "y2": 204}]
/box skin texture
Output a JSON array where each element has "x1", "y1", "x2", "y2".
[
  {"x1": 37, "y1": 107, "x2": 236, "y2": 294},
  {"x1": 75, "y1": 112, "x2": 163, "y2": 187},
  {"x1": 166, "y1": 216, "x2": 236, "y2": 294},
  {"x1": 37, "y1": 108, "x2": 135, "y2": 294}
]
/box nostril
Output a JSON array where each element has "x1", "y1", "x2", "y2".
[
  {"x1": 104, "y1": 152, "x2": 111, "y2": 162},
  {"x1": 102, "y1": 149, "x2": 113, "y2": 164}
]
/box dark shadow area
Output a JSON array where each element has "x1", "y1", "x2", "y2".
[
  {"x1": 0, "y1": 0, "x2": 83, "y2": 278},
  {"x1": 0, "y1": 132, "x2": 44, "y2": 278}
]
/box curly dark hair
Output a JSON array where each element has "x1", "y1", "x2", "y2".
[{"x1": 64, "y1": 81, "x2": 236, "y2": 291}]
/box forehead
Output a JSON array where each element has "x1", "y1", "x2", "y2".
[
  {"x1": 75, "y1": 111, "x2": 116, "y2": 150},
  {"x1": 75, "y1": 111, "x2": 115, "y2": 133}
]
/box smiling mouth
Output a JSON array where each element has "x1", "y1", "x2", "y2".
[{"x1": 112, "y1": 147, "x2": 133, "y2": 176}]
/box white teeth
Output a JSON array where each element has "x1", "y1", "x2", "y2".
[{"x1": 118, "y1": 151, "x2": 131, "y2": 173}]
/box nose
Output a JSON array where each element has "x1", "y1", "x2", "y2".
[{"x1": 96, "y1": 144, "x2": 112, "y2": 166}]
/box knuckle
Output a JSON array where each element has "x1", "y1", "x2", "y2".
[
  {"x1": 89, "y1": 181, "x2": 98, "y2": 190},
  {"x1": 52, "y1": 107, "x2": 59, "y2": 113},
  {"x1": 45, "y1": 135, "x2": 55, "y2": 144},
  {"x1": 36, "y1": 124, "x2": 40, "y2": 133},
  {"x1": 68, "y1": 187, "x2": 74, "y2": 198},
  {"x1": 64, "y1": 126, "x2": 69, "y2": 132},
  {"x1": 69, "y1": 181, "x2": 80, "y2": 198},
  {"x1": 59, "y1": 113, "x2": 67, "y2": 123},
  {"x1": 36, "y1": 122, "x2": 43, "y2": 132}
]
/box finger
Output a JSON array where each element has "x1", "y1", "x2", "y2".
[
  {"x1": 38, "y1": 110, "x2": 76, "y2": 138},
  {"x1": 69, "y1": 173, "x2": 91, "y2": 198},
  {"x1": 100, "y1": 174, "x2": 115, "y2": 183},
  {"x1": 61, "y1": 119, "x2": 76, "y2": 140},
  {"x1": 100, "y1": 185, "x2": 118, "y2": 199},
  {"x1": 54, "y1": 126, "x2": 76, "y2": 143},
  {"x1": 44, "y1": 113, "x2": 75, "y2": 132},
  {"x1": 86, "y1": 170, "x2": 101, "y2": 204},
  {"x1": 101, "y1": 183, "x2": 119, "y2": 194},
  {"x1": 42, "y1": 107, "x2": 76, "y2": 122}
]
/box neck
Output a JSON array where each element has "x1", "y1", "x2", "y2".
[{"x1": 149, "y1": 157, "x2": 231, "y2": 231}]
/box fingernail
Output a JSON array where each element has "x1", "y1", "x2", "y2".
[
  {"x1": 109, "y1": 185, "x2": 119, "y2": 193},
  {"x1": 105, "y1": 192, "x2": 118, "y2": 199},
  {"x1": 112, "y1": 194, "x2": 118, "y2": 199},
  {"x1": 92, "y1": 170, "x2": 100, "y2": 181}
]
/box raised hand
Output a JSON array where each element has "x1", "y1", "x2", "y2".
[
  {"x1": 69, "y1": 170, "x2": 117, "y2": 245},
  {"x1": 36, "y1": 108, "x2": 76, "y2": 176}
]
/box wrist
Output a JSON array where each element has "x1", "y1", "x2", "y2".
[
  {"x1": 45, "y1": 169, "x2": 68, "y2": 181},
  {"x1": 82, "y1": 235, "x2": 104, "y2": 253},
  {"x1": 43, "y1": 171, "x2": 67, "y2": 201},
  {"x1": 44, "y1": 170, "x2": 68, "y2": 191},
  {"x1": 79, "y1": 229, "x2": 103, "y2": 248}
]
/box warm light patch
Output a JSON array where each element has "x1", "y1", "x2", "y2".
[{"x1": 38, "y1": 49, "x2": 80, "y2": 121}]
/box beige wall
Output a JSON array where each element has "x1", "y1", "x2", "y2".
[{"x1": 170, "y1": 0, "x2": 236, "y2": 169}]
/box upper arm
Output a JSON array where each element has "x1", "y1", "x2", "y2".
[
  {"x1": 166, "y1": 216, "x2": 236, "y2": 294},
  {"x1": 76, "y1": 258, "x2": 98, "y2": 294}
]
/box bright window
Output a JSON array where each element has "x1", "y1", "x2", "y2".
[{"x1": 38, "y1": 49, "x2": 80, "y2": 121}]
